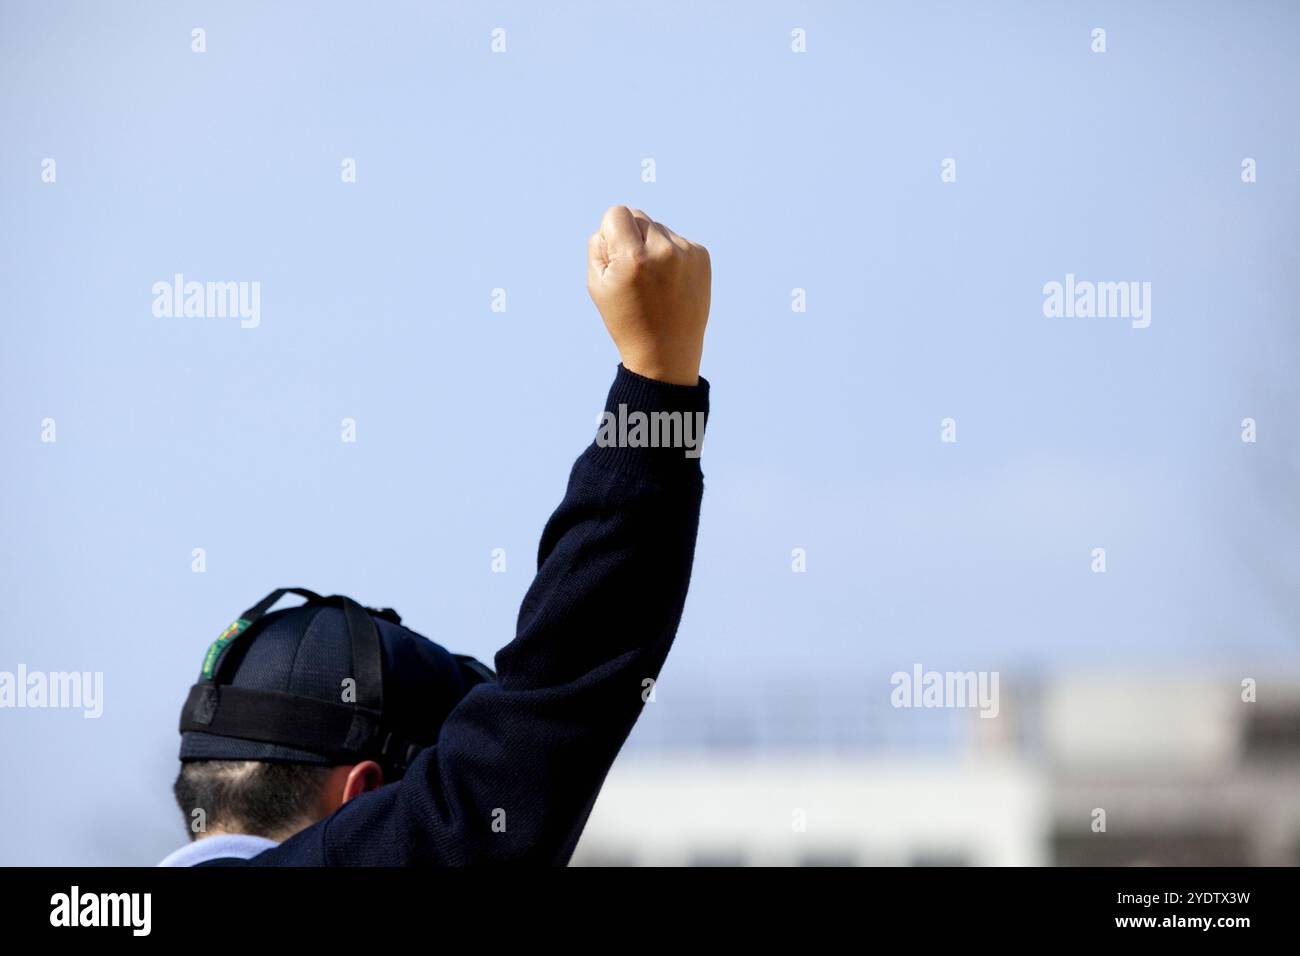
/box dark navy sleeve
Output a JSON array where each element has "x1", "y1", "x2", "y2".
[{"x1": 244, "y1": 365, "x2": 709, "y2": 865}]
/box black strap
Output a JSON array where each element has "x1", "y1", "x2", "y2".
[
  {"x1": 179, "y1": 683, "x2": 424, "y2": 773},
  {"x1": 341, "y1": 596, "x2": 384, "y2": 712},
  {"x1": 339, "y1": 595, "x2": 384, "y2": 751},
  {"x1": 241, "y1": 587, "x2": 325, "y2": 623},
  {"x1": 181, "y1": 684, "x2": 380, "y2": 759}
]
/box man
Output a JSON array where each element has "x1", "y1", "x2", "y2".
[{"x1": 159, "y1": 206, "x2": 712, "y2": 866}]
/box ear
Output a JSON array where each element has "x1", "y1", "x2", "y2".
[{"x1": 341, "y1": 760, "x2": 384, "y2": 804}]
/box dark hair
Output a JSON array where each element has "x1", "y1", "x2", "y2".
[{"x1": 172, "y1": 760, "x2": 335, "y2": 840}]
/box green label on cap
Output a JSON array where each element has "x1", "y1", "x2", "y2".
[{"x1": 201, "y1": 618, "x2": 252, "y2": 678}]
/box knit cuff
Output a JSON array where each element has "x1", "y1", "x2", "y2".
[{"x1": 584, "y1": 364, "x2": 710, "y2": 480}]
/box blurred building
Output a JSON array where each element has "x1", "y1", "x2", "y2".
[
  {"x1": 571, "y1": 676, "x2": 1300, "y2": 866},
  {"x1": 1045, "y1": 679, "x2": 1300, "y2": 866}
]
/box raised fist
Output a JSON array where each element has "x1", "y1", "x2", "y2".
[{"x1": 587, "y1": 206, "x2": 711, "y2": 386}]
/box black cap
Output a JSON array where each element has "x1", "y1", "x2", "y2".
[{"x1": 178, "y1": 588, "x2": 494, "y2": 779}]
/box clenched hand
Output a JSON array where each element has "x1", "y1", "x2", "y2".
[{"x1": 587, "y1": 206, "x2": 711, "y2": 386}]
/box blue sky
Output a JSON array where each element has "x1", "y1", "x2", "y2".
[{"x1": 1, "y1": 1, "x2": 1297, "y2": 863}]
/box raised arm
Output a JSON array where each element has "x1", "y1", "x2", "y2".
[{"x1": 261, "y1": 207, "x2": 712, "y2": 865}]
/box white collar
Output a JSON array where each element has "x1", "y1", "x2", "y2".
[{"x1": 157, "y1": 833, "x2": 279, "y2": 867}]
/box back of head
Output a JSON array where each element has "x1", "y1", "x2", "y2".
[
  {"x1": 173, "y1": 589, "x2": 494, "y2": 840},
  {"x1": 172, "y1": 760, "x2": 337, "y2": 841}
]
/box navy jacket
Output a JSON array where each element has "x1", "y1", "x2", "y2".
[{"x1": 208, "y1": 366, "x2": 708, "y2": 865}]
